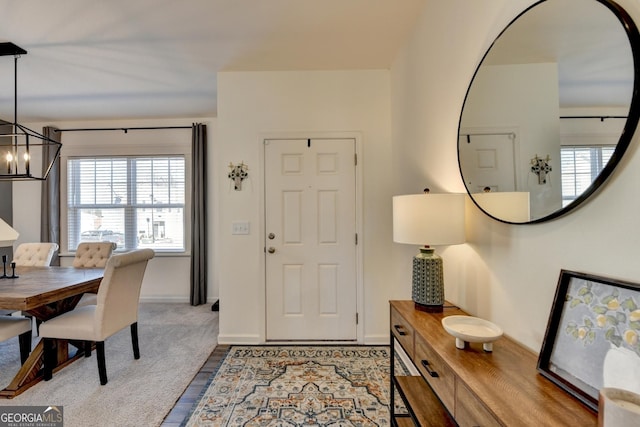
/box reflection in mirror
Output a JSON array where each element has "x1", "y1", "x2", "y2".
[{"x1": 458, "y1": 0, "x2": 640, "y2": 223}]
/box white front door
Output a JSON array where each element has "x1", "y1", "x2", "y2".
[
  {"x1": 264, "y1": 138, "x2": 357, "y2": 341},
  {"x1": 458, "y1": 131, "x2": 518, "y2": 192}
]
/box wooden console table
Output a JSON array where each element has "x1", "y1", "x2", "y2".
[{"x1": 390, "y1": 300, "x2": 597, "y2": 426}]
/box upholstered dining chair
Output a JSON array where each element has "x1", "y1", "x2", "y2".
[
  {"x1": 9, "y1": 242, "x2": 59, "y2": 328},
  {"x1": 12, "y1": 242, "x2": 59, "y2": 267},
  {"x1": 72, "y1": 242, "x2": 117, "y2": 268},
  {"x1": 73, "y1": 242, "x2": 117, "y2": 307},
  {"x1": 0, "y1": 316, "x2": 32, "y2": 364},
  {"x1": 40, "y1": 248, "x2": 154, "y2": 385}
]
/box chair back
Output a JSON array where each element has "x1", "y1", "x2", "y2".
[
  {"x1": 72, "y1": 242, "x2": 117, "y2": 268},
  {"x1": 13, "y1": 242, "x2": 59, "y2": 266},
  {"x1": 94, "y1": 249, "x2": 154, "y2": 339}
]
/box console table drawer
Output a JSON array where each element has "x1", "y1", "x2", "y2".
[
  {"x1": 391, "y1": 306, "x2": 414, "y2": 358},
  {"x1": 456, "y1": 381, "x2": 500, "y2": 427},
  {"x1": 415, "y1": 332, "x2": 455, "y2": 412},
  {"x1": 389, "y1": 301, "x2": 596, "y2": 426}
]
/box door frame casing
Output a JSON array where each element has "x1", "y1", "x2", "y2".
[
  {"x1": 258, "y1": 131, "x2": 364, "y2": 344},
  {"x1": 459, "y1": 125, "x2": 522, "y2": 191}
]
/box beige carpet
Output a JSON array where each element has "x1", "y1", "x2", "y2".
[{"x1": 0, "y1": 303, "x2": 218, "y2": 427}]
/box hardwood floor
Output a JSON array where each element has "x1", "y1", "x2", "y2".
[{"x1": 161, "y1": 345, "x2": 230, "y2": 426}]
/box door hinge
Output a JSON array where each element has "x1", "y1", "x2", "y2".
[
  {"x1": 354, "y1": 153, "x2": 358, "y2": 166},
  {"x1": 356, "y1": 312, "x2": 359, "y2": 325}
]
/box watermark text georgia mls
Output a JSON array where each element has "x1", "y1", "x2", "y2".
[{"x1": 0, "y1": 406, "x2": 63, "y2": 427}]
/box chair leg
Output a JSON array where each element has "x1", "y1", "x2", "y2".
[
  {"x1": 96, "y1": 341, "x2": 108, "y2": 385},
  {"x1": 43, "y1": 338, "x2": 55, "y2": 381},
  {"x1": 84, "y1": 341, "x2": 92, "y2": 357},
  {"x1": 18, "y1": 329, "x2": 32, "y2": 365},
  {"x1": 130, "y1": 322, "x2": 140, "y2": 360}
]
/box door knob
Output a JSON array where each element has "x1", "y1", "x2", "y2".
[
  {"x1": 268, "y1": 247, "x2": 276, "y2": 254},
  {"x1": 268, "y1": 233, "x2": 275, "y2": 240}
]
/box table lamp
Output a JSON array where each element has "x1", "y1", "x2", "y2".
[
  {"x1": 0, "y1": 217, "x2": 18, "y2": 247},
  {"x1": 393, "y1": 191, "x2": 465, "y2": 311}
]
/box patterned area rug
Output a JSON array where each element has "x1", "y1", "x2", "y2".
[{"x1": 184, "y1": 346, "x2": 407, "y2": 426}]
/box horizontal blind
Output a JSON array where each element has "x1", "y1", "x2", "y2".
[
  {"x1": 67, "y1": 156, "x2": 186, "y2": 252},
  {"x1": 561, "y1": 146, "x2": 614, "y2": 206}
]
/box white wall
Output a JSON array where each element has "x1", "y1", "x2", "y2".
[
  {"x1": 391, "y1": 0, "x2": 640, "y2": 352},
  {"x1": 216, "y1": 70, "x2": 393, "y2": 344},
  {"x1": 11, "y1": 117, "x2": 217, "y2": 303}
]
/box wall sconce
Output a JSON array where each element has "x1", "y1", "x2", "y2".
[
  {"x1": 393, "y1": 189, "x2": 466, "y2": 311},
  {"x1": 531, "y1": 154, "x2": 552, "y2": 184},
  {"x1": 228, "y1": 162, "x2": 249, "y2": 190}
]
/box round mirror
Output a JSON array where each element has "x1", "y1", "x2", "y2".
[{"x1": 458, "y1": 0, "x2": 640, "y2": 224}]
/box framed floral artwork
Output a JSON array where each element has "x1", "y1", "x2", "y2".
[{"x1": 537, "y1": 270, "x2": 640, "y2": 411}]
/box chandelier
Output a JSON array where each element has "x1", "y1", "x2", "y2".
[{"x1": 0, "y1": 42, "x2": 61, "y2": 180}]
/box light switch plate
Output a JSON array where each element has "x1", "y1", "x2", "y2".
[{"x1": 232, "y1": 221, "x2": 250, "y2": 235}]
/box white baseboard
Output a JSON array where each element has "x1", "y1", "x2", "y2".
[
  {"x1": 217, "y1": 334, "x2": 261, "y2": 345},
  {"x1": 139, "y1": 296, "x2": 190, "y2": 303},
  {"x1": 218, "y1": 337, "x2": 391, "y2": 345},
  {"x1": 364, "y1": 334, "x2": 390, "y2": 345},
  {"x1": 139, "y1": 296, "x2": 219, "y2": 304}
]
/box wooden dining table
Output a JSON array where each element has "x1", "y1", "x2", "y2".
[{"x1": 0, "y1": 266, "x2": 104, "y2": 398}]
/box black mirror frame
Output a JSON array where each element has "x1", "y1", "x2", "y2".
[{"x1": 458, "y1": 0, "x2": 640, "y2": 224}]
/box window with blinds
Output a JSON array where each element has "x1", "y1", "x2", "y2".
[
  {"x1": 67, "y1": 156, "x2": 186, "y2": 253},
  {"x1": 561, "y1": 146, "x2": 614, "y2": 207}
]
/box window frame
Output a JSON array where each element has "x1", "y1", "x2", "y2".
[
  {"x1": 60, "y1": 139, "x2": 191, "y2": 257},
  {"x1": 560, "y1": 144, "x2": 615, "y2": 207}
]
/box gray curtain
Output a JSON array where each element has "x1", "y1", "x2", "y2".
[
  {"x1": 41, "y1": 126, "x2": 61, "y2": 266},
  {"x1": 190, "y1": 123, "x2": 207, "y2": 305},
  {"x1": 0, "y1": 121, "x2": 14, "y2": 263}
]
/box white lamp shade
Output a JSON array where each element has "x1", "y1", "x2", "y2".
[
  {"x1": 472, "y1": 191, "x2": 530, "y2": 223},
  {"x1": 393, "y1": 193, "x2": 465, "y2": 246},
  {"x1": 0, "y1": 217, "x2": 19, "y2": 247}
]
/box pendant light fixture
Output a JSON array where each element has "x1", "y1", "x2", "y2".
[{"x1": 0, "y1": 42, "x2": 61, "y2": 180}]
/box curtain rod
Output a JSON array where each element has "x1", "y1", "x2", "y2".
[
  {"x1": 559, "y1": 116, "x2": 627, "y2": 120},
  {"x1": 54, "y1": 125, "x2": 192, "y2": 133},
  {"x1": 460, "y1": 131, "x2": 516, "y2": 144},
  {"x1": 459, "y1": 131, "x2": 516, "y2": 137}
]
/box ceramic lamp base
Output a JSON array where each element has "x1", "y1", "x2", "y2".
[
  {"x1": 411, "y1": 247, "x2": 444, "y2": 309},
  {"x1": 414, "y1": 301, "x2": 444, "y2": 313}
]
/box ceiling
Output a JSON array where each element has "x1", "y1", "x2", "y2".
[
  {"x1": 484, "y1": 0, "x2": 635, "y2": 110},
  {"x1": 2, "y1": 0, "x2": 635, "y2": 124},
  {"x1": 0, "y1": 0, "x2": 426, "y2": 122}
]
